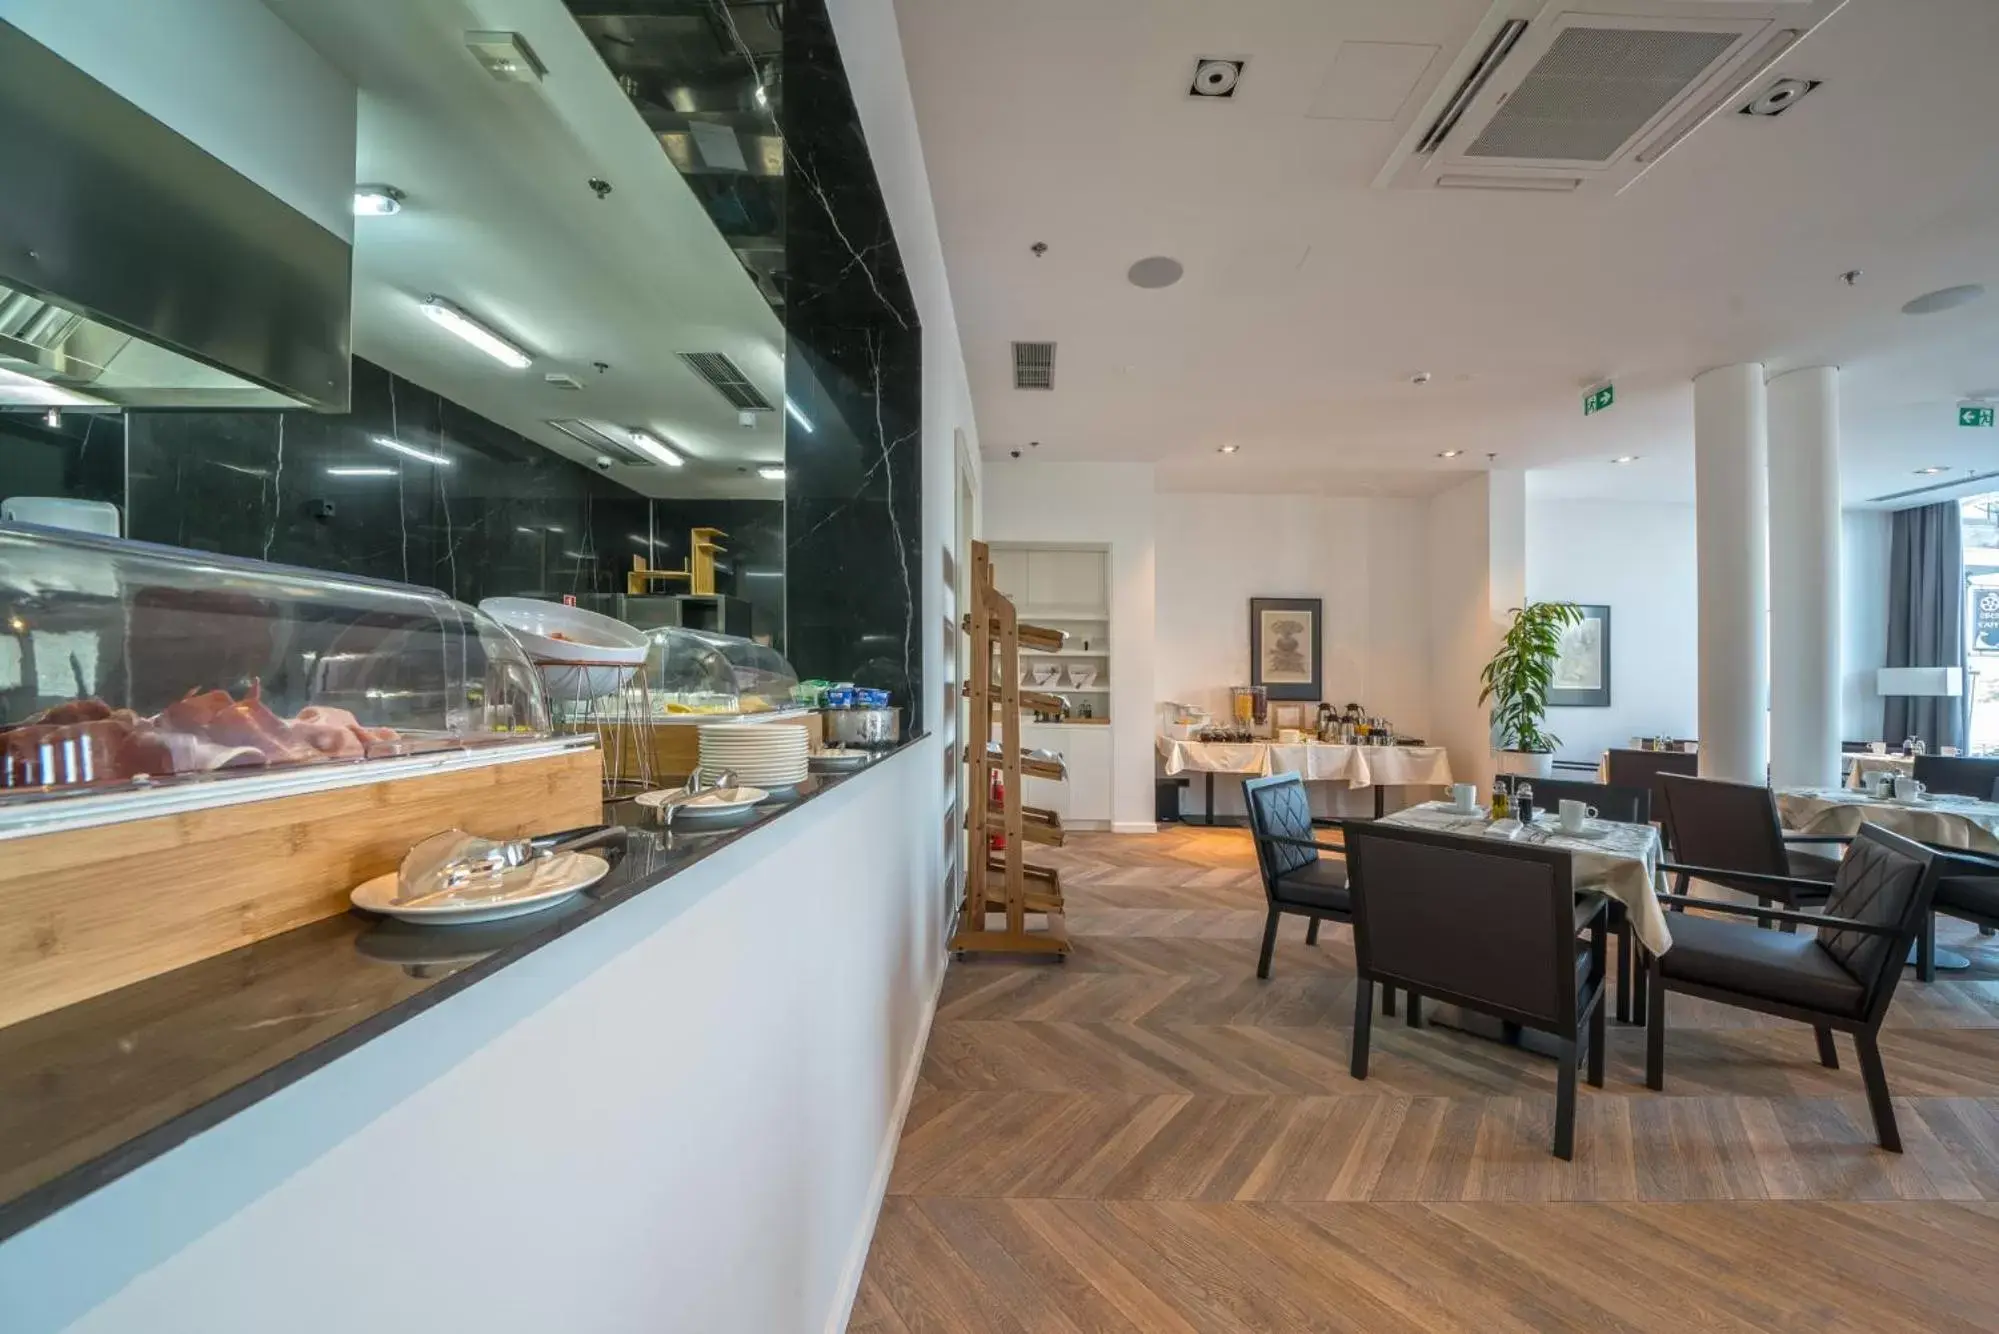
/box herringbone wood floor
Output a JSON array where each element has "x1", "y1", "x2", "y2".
[{"x1": 851, "y1": 826, "x2": 1999, "y2": 1332}]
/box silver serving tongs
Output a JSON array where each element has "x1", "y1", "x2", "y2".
[
  {"x1": 395, "y1": 826, "x2": 628, "y2": 905},
  {"x1": 658, "y1": 765, "x2": 739, "y2": 829}
]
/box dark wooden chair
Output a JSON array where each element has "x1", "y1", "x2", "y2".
[
  {"x1": 1529, "y1": 778, "x2": 1651, "y2": 1023},
  {"x1": 1912, "y1": 753, "x2": 1999, "y2": 800},
  {"x1": 1657, "y1": 774, "x2": 1850, "y2": 928},
  {"x1": 1342, "y1": 821, "x2": 1609, "y2": 1160},
  {"x1": 1243, "y1": 773, "x2": 1377, "y2": 991},
  {"x1": 1650, "y1": 823, "x2": 1941, "y2": 1151},
  {"x1": 1904, "y1": 844, "x2": 1999, "y2": 979},
  {"x1": 1603, "y1": 748, "x2": 1699, "y2": 827}
]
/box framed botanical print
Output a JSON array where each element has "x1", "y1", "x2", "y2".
[
  {"x1": 1249, "y1": 597, "x2": 1323, "y2": 701},
  {"x1": 1549, "y1": 604, "x2": 1611, "y2": 708}
]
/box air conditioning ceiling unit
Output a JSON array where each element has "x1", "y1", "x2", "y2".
[{"x1": 1374, "y1": 0, "x2": 1848, "y2": 195}]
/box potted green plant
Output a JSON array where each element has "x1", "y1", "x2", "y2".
[{"x1": 1478, "y1": 601, "x2": 1584, "y2": 780}]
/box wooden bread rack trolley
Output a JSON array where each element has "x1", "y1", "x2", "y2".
[{"x1": 954, "y1": 540, "x2": 1071, "y2": 959}]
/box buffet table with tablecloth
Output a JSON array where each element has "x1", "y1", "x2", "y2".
[{"x1": 1156, "y1": 736, "x2": 1454, "y2": 823}]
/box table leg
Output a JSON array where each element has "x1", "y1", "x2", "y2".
[{"x1": 1205, "y1": 772, "x2": 1216, "y2": 827}]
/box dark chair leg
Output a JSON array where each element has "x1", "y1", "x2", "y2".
[
  {"x1": 1587, "y1": 998, "x2": 1606, "y2": 1089},
  {"x1": 1350, "y1": 977, "x2": 1374, "y2": 1080},
  {"x1": 1383, "y1": 984, "x2": 1397, "y2": 1018},
  {"x1": 1406, "y1": 992, "x2": 1423, "y2": 1029},
  {"x1": 1306, "y1": 917, "x2": 1321, "y2": 947},
  {"x1": 1256, "y1": 907, "x2": 1281, "y2": 980},
  {"x1": 1671, "y1": 870, "x2": 1689, "y2": 910},
  {"x1": 1631, "y1": 947, "x2": 1648, "y2": 1027},
  {"x1": 1553, "y1": 1038, "x2": 1578, "y2": 1161},
  {"x1": 1615, "y1": 920, "x2": 1632, "y2": 1024},
  {"x1": 1756, "y1": 896, "x2": 1773, "y2": 931},
  {"x1": 1815, "y1": 1026, "x2": 1840, "y2": 1070},
  {"x1": 1855, "y1": 1031, "x2": 1902, "y2": 1153},
  {"x1": 1918, "y1": 912, "x2": 1936, "y2": 983},
  {"x1": 1645, "y1": 964, "x2": 1666, "y2": 1091}
]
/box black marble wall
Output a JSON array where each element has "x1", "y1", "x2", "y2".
[
  {"x1": 0, "y1": 411, "x2": 124, "y2": 512},
  {"x1": 780, "y1": 0, "x2": 925, "y2": 729},
  {"x1": 648, "y1": 496, "x2": 785, "y2": 643},
  {"x1": 124, "y1": 358, "x2": 653, "y2": 607}
]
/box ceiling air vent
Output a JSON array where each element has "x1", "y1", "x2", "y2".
[
  {"x1": 1012, "y1": 341, "x2": 1055, "y2": 391},
  {"x1": 677, "y1": 351, "x2": 776, "y2": 412},
  {"x1": 546, "y1": 419, "x2": 653, "y2": 465},
  {"x1": 1373, "y1": 0, "x2": 1846, "y2": 196}
]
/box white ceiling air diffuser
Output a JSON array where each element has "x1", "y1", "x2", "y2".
[{"x1": 1374, "y1": 0, "x2": 1848, "y2": 195}]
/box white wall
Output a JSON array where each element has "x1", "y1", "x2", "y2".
[
  {"x1": 1152, "y1": 492, "x2": 1431, "y2": 817},
  {"x1": 1527, "y1": 499, "x2": 1700, "y2": 760},
  {"x1": 0, "y1": 0, "x2": 357, "y2": 239},
  {"x1": 1842, "y1": 508, "x2": 1892, "y2": 742},
  {"x1": 1428, "y1": 473, "x2": 1525, "y2": 796},
  {"x1": 0, "y1": 752, "x2": 945, "y2": 1334},
  {"x1": 982, "y1": 463, "x2": 1157, "y2": 831},
  {"x1": 1526, "y1": 499, "x2": 1893, "y2": 760}
]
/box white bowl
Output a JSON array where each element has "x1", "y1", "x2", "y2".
[{"x1": 479, "y1": 597, "x2": 649, "y2": 666}]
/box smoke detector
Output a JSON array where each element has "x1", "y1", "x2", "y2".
[
  {"x1": 1739, "y1": 76, "x2": 1819, "y2": 117},
  {"x1": 1189, "y1": 58, "x2": 1246, "y2": 99}
]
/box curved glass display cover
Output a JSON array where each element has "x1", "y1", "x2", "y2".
[
  {"x1": 0, "y1": 523, "x2": 550, "y2": 801},
  {"x1": 644, "y1": 626, "x2": 740, "y2": 715},
  {"x1": 683, "y1": 630, "x2": 799, "y2": 713}
]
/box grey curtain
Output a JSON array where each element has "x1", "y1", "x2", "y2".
[{"x1": 1883, "y1": 501, "x2": 1966, "y2": 748}]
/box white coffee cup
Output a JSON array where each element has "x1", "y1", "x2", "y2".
[
  {"x1": 1558, "y1": 798, "x2": 1597, "y2": 832},
  {"x1": 1892, "y1": 775, "x2": 1926, "y2": 801},
  {"x1": 1868, "y1": 741, "x2": 1888, "y2": 754},
  {"x1": 1867, "y1": 770, "x2": 1894, "y2": 796},
  {"x1": 1449, "y1": 783, "x2": 1479, "y2": 813}
]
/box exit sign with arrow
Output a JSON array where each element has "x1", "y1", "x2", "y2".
[
  {"x1": 1961, "y1": 404, "x2": 1995, "y2": 428},
  {"x1": 1583, "y1": 383, "x2": 1615, "y2": 416}
]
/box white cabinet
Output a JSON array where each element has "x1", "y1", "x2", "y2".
[
  {"x1": 988, "y1": 548, "x2": 1027, "y2": 603},
  {"x1": 1021, "y1": 723, "x2": 1112, "y2": 826},
  {"x1": 1025, "y1": 548, "x2": 1106, "y2": 615}
]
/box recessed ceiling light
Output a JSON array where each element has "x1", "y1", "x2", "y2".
[
  {"x1": 1902, "y1": 284, "x2": 1986, "y2": 316},
  {"x1": 465, "y1": 30, "x2": 545, "y2": 84},
  {"x1": 1437, "y1": 449, "x2": 1463, "y2": 459},
  {"x1": 1411, "y1": 372, "x2": 1433, "y2": 385},
  {"x1": 1218, "y1": 443, "x2": 1240, "y2": 454},
  {"x1": 1189, "y1": 57, "x2": 1245, "y2": 99},
  {"x1": 1738, "y1": 76, "x2": 1820, "y2": 118},
  {"x1": 326, "y1": 466, "x2": 397, "y2": 478},
  {"x1": 1915, "y1": 465, "x2": 1949, "y2": 475},
  {"x1": 353, "y1": 185, "x2": 404, "y2": 216},
  {"x1": 372, "y1": 435, "x2": 450, "y2": 466},
  {"x1": 420, "y1": 296, "x2": 533, "y2": 369},
  {"x1": 757, "y1": 465, "x2": 785, "y2": 480},
  {"x1": 1613, "y1": 455, "x2": 1640, "y2": 464},
  {"x1": 1127, "y1": 256, "x2": 1184, "y2": 289},
  {"x1": 623, "y1": 429, "x2": 684, "y2": 467}
]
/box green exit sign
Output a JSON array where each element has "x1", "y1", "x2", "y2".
[
  {"x1": 1583, "y1": 384, "x2": 1615, "y2": 416},
  {"x1": 1961, "y1": 404, "x2": 1995, "y2": 428}
]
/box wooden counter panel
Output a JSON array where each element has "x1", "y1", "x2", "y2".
[{"x1": 0, "y1": 748, "x2": 603, "y2": 1028}]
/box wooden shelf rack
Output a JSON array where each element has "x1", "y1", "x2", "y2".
[{"x1": 954, "y1": 540, "x2": 1072, "y2": 959}]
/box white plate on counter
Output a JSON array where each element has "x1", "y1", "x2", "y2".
[
  {"x1": 634, "y1": 785, "x2": 769, "y2": 820},
  {"x1": 350, "y1": 851, "x2": 610, "y2": 926},
  {"x1": 810, "y1": 749, "x2": 872, "y2": 771}
]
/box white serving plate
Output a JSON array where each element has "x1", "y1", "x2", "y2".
[
  {"x1": 480, "y1": 597, "x2": 649, "y2": 666},
  {"x1": 634, "y1": 786, "x2": 769, "y2": 819},
  {"x1": 350, "y1": 851, "x2": 610, "y2": 926},
  {"x1": 811, "y1": 749, "x2": 872, "y2": 771}
]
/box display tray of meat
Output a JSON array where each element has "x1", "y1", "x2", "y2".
[{"x1": 0, "y1": 684, "x2": 416, "y2": 795}]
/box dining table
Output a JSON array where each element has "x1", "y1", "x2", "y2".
[
  {"x1": 1844, "y1": 752, "x2": 1916, "y2": 790},
  {"x1": 1155, "y1": 736, "x2": 1454, "y2": 823}
]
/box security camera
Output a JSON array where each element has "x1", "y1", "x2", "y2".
[{"x1": 594, "y1": 455, "x2": 615, "y2": 471}]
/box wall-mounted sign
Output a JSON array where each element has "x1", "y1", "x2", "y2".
[
  {"x1": 1961, "y1": 404, "x2": 1995, "y2": 428},
  {"x1": 1583, "y1": 383, "x2": 1615, "y2": 416},
  {"x1": 1976, "y1": 588, "x2": 1999, "y2": 653}
]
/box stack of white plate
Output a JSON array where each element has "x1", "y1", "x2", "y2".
[{"x1": 698, "y1": 722, "x2": 810, "y2": 792}]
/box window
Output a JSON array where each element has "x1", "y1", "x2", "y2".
[{"x1": 1962, "y1": 495, "x2": 1999, "y2": 753}]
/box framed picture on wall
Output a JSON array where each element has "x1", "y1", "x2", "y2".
[
  {"x1": 1249, "y1": 597, "x2": 1323, "y2": 701},
  {"x1": 1549, "y1": 604, "x2": 1612, "y2": 708}
]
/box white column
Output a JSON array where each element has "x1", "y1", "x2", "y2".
[
  {"x1": 1768, "y1": 366, "x2": 1842, "y2": 789},
  {"x1": 1694, "y1": 364, "x2": 1770, "y2": 782}
]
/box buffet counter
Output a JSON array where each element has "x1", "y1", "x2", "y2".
[
  {"x1": 0, "y1": 737, "x2": 921, "y2": 1244},
  {"x1": 1156, "y1": 735, "x2": 1454, "y2": 822}
]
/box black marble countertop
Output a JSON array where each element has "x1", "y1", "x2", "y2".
[{"x1": 0, "y1": 739, "x2": 922, "y2": 1243}]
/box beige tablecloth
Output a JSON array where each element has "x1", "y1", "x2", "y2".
[
  {"x1": 1156, "y1": 737, "x2": 1453, "y2": 790},
  {"x1": 1845, "y1": 753, "x2": 1914, "y2": 790},
  {"x1": 1778, "y1": 786, "x2": 1999, "y2": 855},
  {"x1": 1381, "y1": 802, "x2": 1673, "y2": 955}
]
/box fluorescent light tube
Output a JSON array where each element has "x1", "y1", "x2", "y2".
[
  {"x1": 623, "y1": 428, "x2": 683, "y2": 467},
  {"x1": 421, "y1": 296, "x2": 532, "y2": 369},
  {"x1": 372, "y1": 434, "x2": 451, "y2": 466},
  {"x1": 784, "y1": 397, "x2": 813, "y2": 433},
  {"x1": 757, "y1": 465, "x2": 785, "y2": 480},
  {"x1": 326, "y1": 466, "x2": 397, "y2": 477}
]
